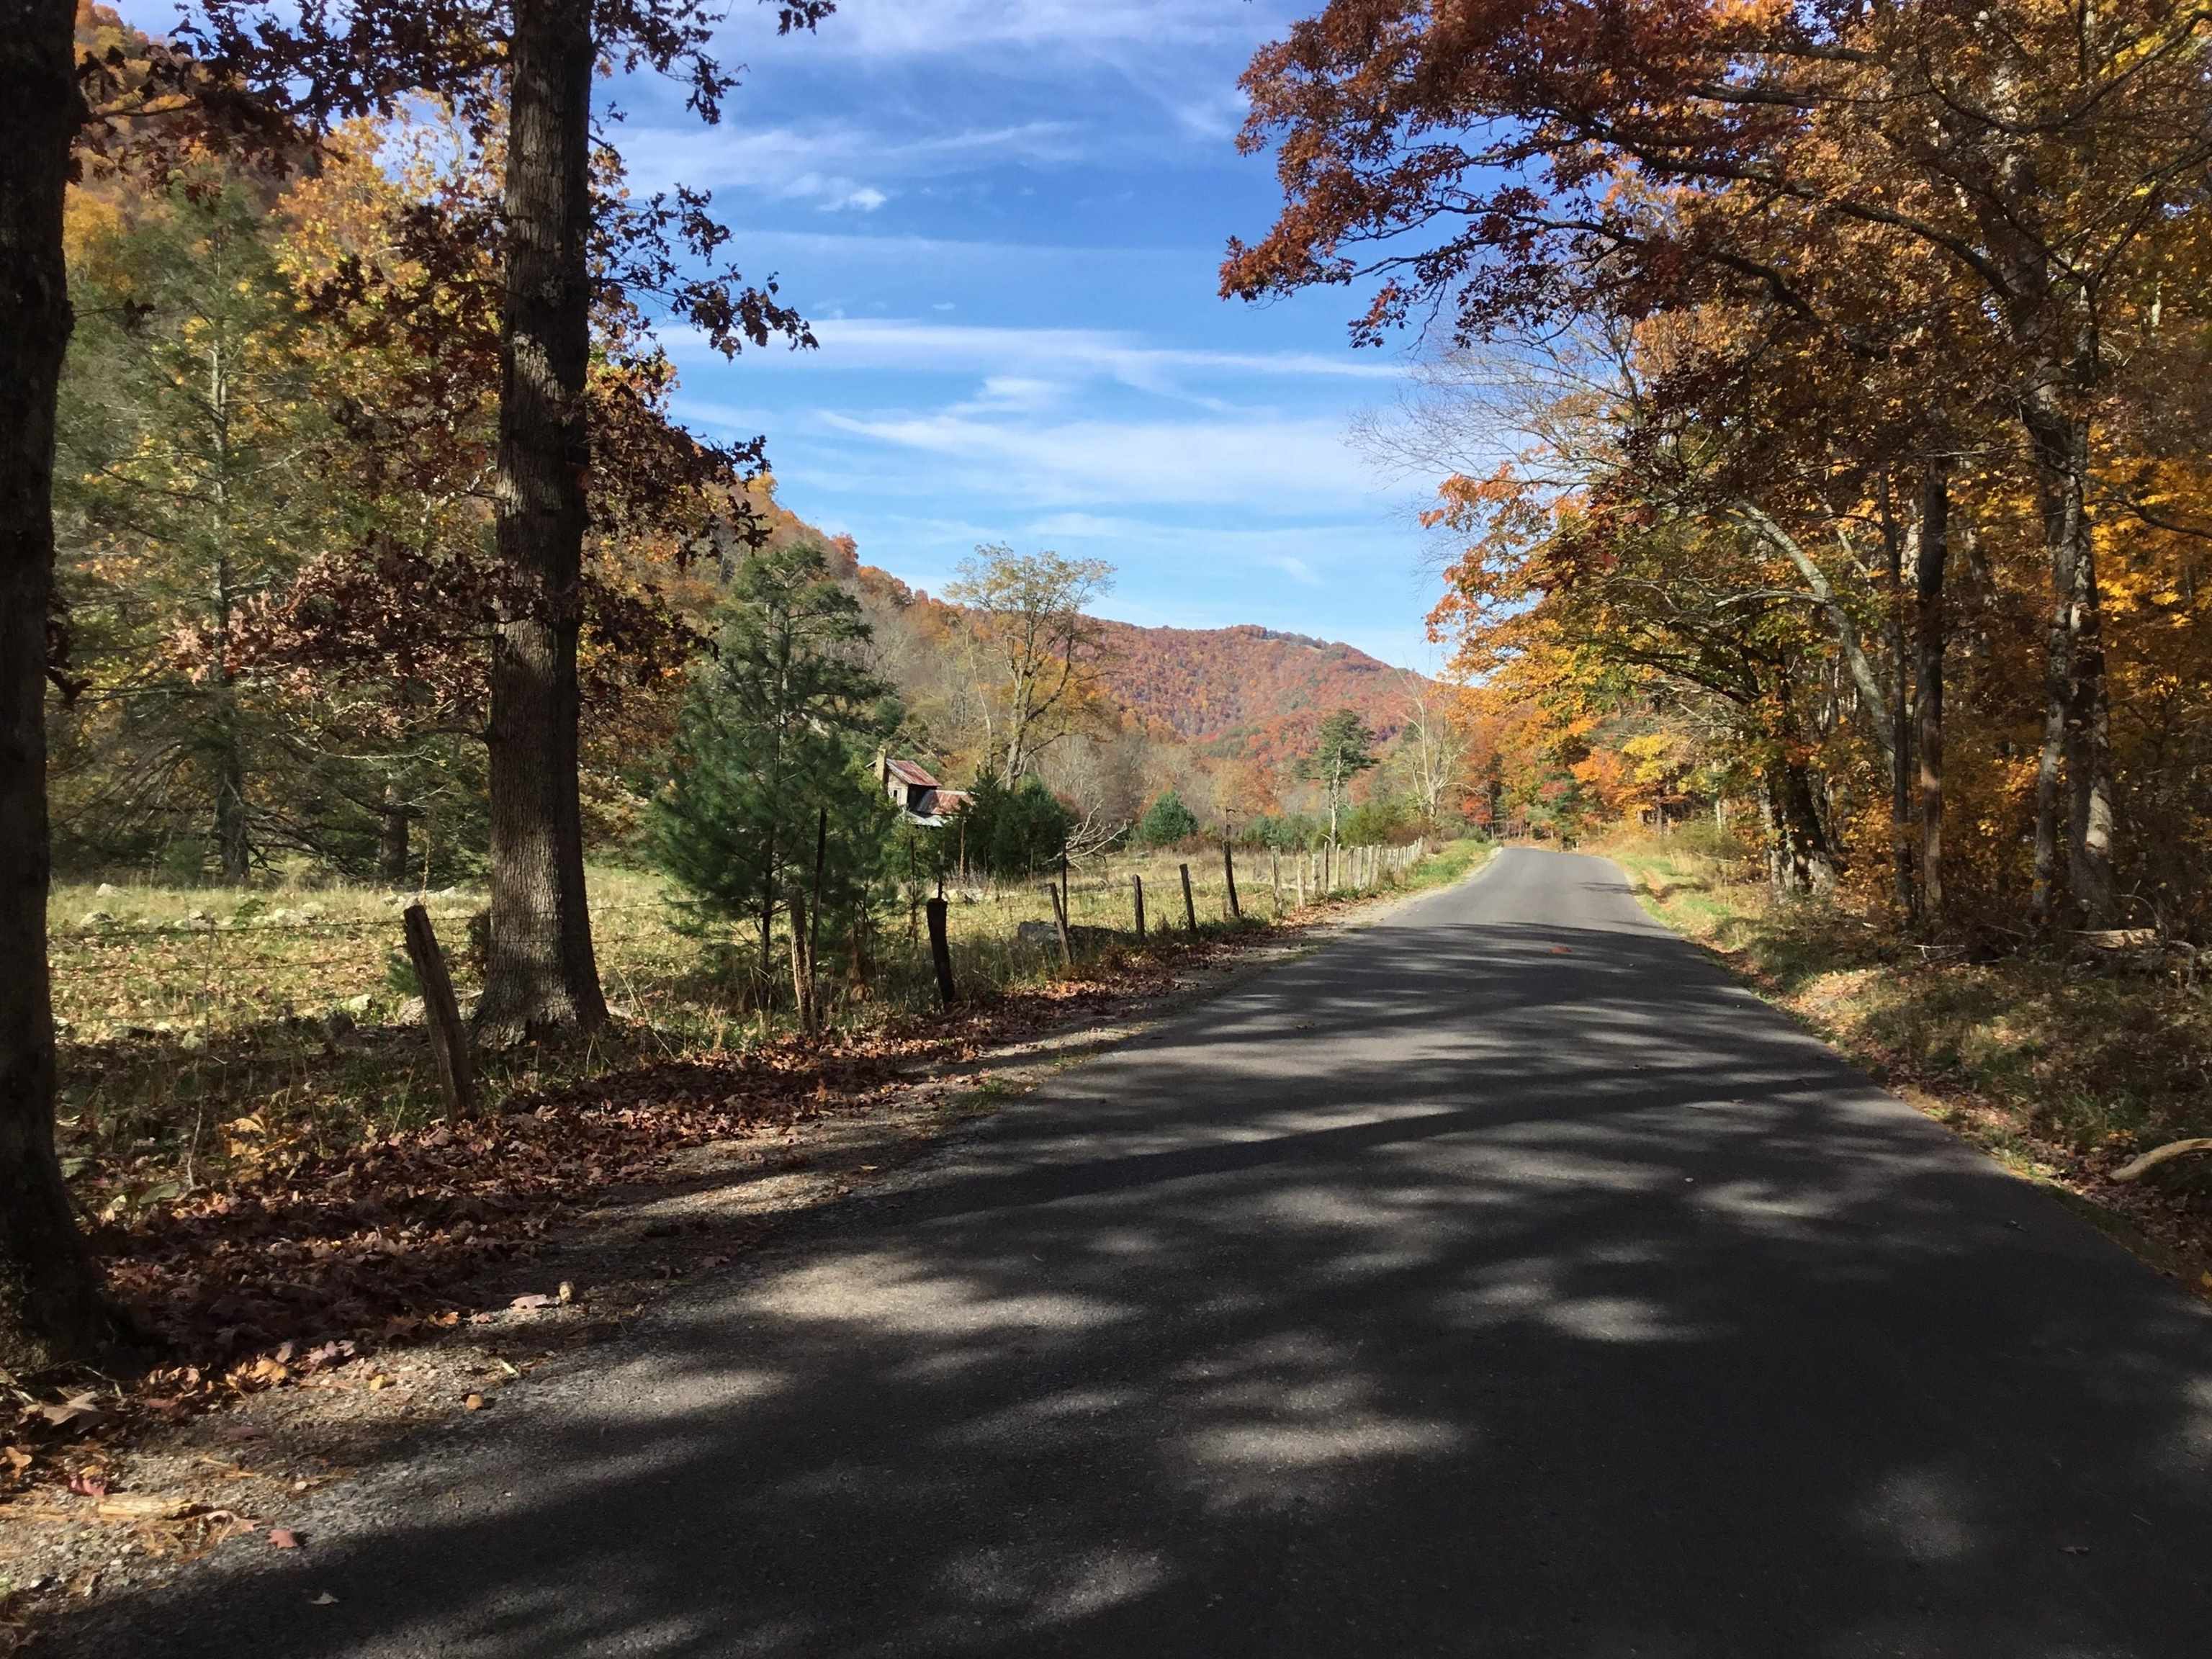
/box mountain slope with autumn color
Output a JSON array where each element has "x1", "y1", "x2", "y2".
[
  {"x1": 819, "y1": 529, "x2": 1426, "y2": 773},
  {"x1": 1088, "y1": 619, "x2": 1421, "y2": 767}
]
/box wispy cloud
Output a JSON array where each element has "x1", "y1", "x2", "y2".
[
  {"x1": 665, "y1": 318, "x2": 1403, "y2": 391},
  {"x1": 716, "y1": 0, "x2": 1280, "y2": 61},
  {"x1": 613, "y1": 117, "x2": 1084, "y2": 205},
  {"x1": 812, "y1": 409, "x2": 1381, "y2": 509}
]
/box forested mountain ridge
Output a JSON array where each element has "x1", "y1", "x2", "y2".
[
  {"x1": 809, "y1": 534, "x2": 1424, "y2": 771},
  {"x1": 1087, "y1": 619, "x2": 1418, "y2": 760}
]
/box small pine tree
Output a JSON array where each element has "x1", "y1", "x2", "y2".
[
  {"x1": 652, "y1": 544, "x2": 899, "y2": 989},
  {"x1": 1136, "y1": 789, "x2": 1201, "y2": 847},
  {"x1": 961, "y1": 773, "x2": 1074, "y2": 876}
]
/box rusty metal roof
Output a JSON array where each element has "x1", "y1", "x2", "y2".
[{"x1": 885, "y1": 757, "x2": 940, "y2": 789}]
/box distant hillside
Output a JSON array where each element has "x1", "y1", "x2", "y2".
[
  {"x1": 1090, "y1": 621, "x2": 1421, "y2": 768},
  {"x1": 807, "y1": 524, "x2": 1422, "y2": 775}
]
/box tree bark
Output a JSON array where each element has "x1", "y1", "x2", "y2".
[
  {"x1": 1916, "y1": 460, "x2": 1949, "y2": 922},
  {"x1": 0, "y1": 2, "x2": 126, "y2": 1372},
  {"x1": 378, "y1": 781, "x2": 411, "y2": 884},
  {"x1": 2023, "y1": 387, "x2": 2117, "y2": 928},
  {"x1": 475, "y1": 0, "x2": 608, "y2": 1040},
  {"x1": 1879, "y1": 480, "x2": 1914, "y2": 916},
  {"x1": 1767, "y1": 757, "x2": 1840, "y2": 896},
  {"x1": 212, "y1": 698, "x2": 249, "y2": 883}
]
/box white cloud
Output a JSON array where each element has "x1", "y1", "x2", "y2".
[
  {"x1": 822, "y1": 185, "x2": 889, "y2": 212},
  {"x1": 613, "y1": 117, "x2": 1083, "y2": 203},
  {"x1": 718, "y1": 0, "x2": 1281, "y2": 61},
  {"x1": 667, "y1": 318, "x2": 1403, "y2": 390},
  {"x1": 813, "y1": 408, "x2": 1381, "y2": 510},
  {"x1": 950, "y1": 374, "x2": 1064, "y2": 414}
]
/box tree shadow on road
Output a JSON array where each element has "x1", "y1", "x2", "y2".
[{"x1": 47, "y1": 877, "x2": 2212, "y2": 1659}]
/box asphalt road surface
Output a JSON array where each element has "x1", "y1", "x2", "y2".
[{"x1": 55, "y1": 849, "x2": 2212, "y2": 1657}]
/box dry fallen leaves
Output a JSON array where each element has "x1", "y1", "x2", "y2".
[{"x1": 17, "y1": 926, "x2": 1272, "y2": 1513}]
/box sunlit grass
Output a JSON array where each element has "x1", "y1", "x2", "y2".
[
  {"x1": 1604, "y1": 832, "x2": 2212, "y2": 1165},
  {"x1": 50, "y1": 838, "x2": 1488, "y2": 1215}
]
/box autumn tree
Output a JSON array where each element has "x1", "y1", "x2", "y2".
[
  {"x1": 1389, "y1": 677, "x2": 1467, "y2": 836},
  {"x1": 184, "y1": 0, "x2": 831, "y2": 1037},
  {"x1": 0, "y1": 0, "x2": 822, "y2": 1364},
  {"x1": 945, "y1": 545, "x2": 1115, "y2": 787},
  {"x1": 1, "y1": 0, "x2": 109, "y2": 1374},
  {"x1": 53, "y1": 167, "x2": 337, "y2": 879},
  {"x1": 1227, "y1": 0, "x2": 2212, "y2": 927}
]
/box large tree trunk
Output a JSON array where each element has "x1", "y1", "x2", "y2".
[
  {"x1": 1766, "y1": 754, "x2": 1839, "y2": 897},
  {"x1": 1915, "y1": 460, "x2": 1949, "y2": 922},
  {"x1": 475, "y1": 0, "x2": 607, "y2": 1040},
  {"x1": 2023, "y1": 386, "x2": 2117, "y2": 929},
  {"x1": 1, "y1": 3, "x2": 125, "y2": 1372}
]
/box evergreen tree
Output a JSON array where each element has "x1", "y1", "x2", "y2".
[
  {"x1": 960, "y1": 772, "x2": 1074, "y2": 877},
  {"x1": 652, "y1": 543, "x2": 897, "y2": 989},
  {"x1": 1296, "y1": 709, "x2": 1379, "y2": 845},
  {"x1": 1136, "y1": 788, "x2": 1200, "y2": 847},
  {"x1": 55, "y1": 169, "x2": 333, "y2": 879}
]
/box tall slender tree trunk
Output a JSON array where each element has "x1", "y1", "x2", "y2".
[
  {"x1": 212, "y1": 706, "x2": 249, "y2": 882},
  {"x1": 1, "y1": 3, "x2": 125, "y2": 1371},
  {"x1": 2023, "y1": 382, "x2": 2117, "y2": 929},
  {"x1": 1879, "y1": 478, "x2": 1914, "y2": 916},
  {"x1": 1916, "y1": 460, "x2": 1949, "y2": 922},
  {"x1": 475, "y1": 0, "x2": 607, "y2": 1040},
  {"x1": 209, "y1": 337, "x2": 248, "y2": 884}
]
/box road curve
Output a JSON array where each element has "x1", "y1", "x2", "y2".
[{"x1": 56, "y1": 848, "x2": 2212, "y2": 1657}]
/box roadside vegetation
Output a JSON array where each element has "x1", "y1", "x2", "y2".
[{"x1": 1606, "y1": 828, "x2": 2212, "y2": 1279}]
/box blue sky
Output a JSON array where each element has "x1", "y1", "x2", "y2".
[
  {"x1": 619, "y1": 0, "x2": 1444, "y2": 669},
  {"x1": 138, "y1": 1, "x2": 1447, "y2": 667}
]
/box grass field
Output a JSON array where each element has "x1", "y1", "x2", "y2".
[{"x1": 50, "y1": 839, "x2": 1483, "y2": 1222}]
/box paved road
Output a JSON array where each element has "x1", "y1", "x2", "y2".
[{"x1": 58, "y1": 850, "x2": 2212, "y2": 1656}]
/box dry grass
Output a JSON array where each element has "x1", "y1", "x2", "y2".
[
  {"x1": 1604, "y1": 830, "x2": 2212, "y2": 1274},
  {"x1": 48, "y1": 842, "x2": 1477, "y2": 1226}
]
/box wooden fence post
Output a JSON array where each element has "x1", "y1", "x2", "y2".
[
  {"x1": 1222, "y1": 840, "x2": 1241, "y2": 920},
  {"x1": 925, "y1": 896, "x2": 955, "y2": 1007},
  {"x1": 1048, "y1": 880, "x2": 1074, "y2": 965},
  {"x1": 1132, "y1": 873, "x2": 1146, "y2": 942},
  {"x1": 1179, "y1": 863, "x2": 1197, "y2": 932},
  {"x1": 402, "y1": 904, "x2": 475, "y2": 1116},
  {"x1": 1269, "y1": 848, "x2": 1282, "y2": 913}
]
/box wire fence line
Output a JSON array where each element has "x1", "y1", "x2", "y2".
[{"x1": 50, "y1": 842, "x2": 1434, "y2": 1038}]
